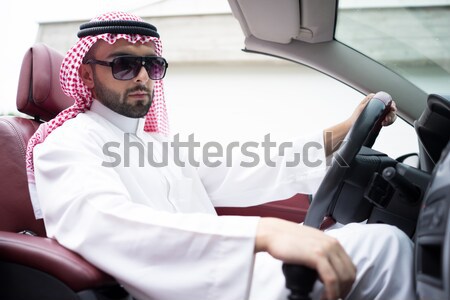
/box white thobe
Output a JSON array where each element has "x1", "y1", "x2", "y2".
[{"x1": 33, "y1": 100, "x2": 416, "y2": 300}]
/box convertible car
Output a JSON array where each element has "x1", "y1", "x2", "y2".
[{"x1": 0, "y1": 1, "x2": 449, "y2": 299}]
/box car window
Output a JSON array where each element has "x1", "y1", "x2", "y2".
[
  {"x1": 166, "y1": 61, "x2": 361, "y2": 144},
  {"x1": 165, "y1": 60, "x2": 418, "y2": 161},
  {"x1": 336, "y1": 0, "x2": 450, "y2": 95}
]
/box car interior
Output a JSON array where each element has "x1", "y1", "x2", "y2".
[
  {"x1": 1, "y1": 1, "x2": 450, "y2": 299},
  {"x1": 227, "y1": 0, "x2": 450, "y2": 299}
]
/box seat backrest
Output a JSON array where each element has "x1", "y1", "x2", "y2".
[
  {"x1": 0, "y1": 43, "x2": 74, "y2": 236},
  {"x1": 16, "y1": 43, "x2": 74, "y2": 121},
  {"x1": 0, "y1": 45, "x2": 121, "y2": 296}
]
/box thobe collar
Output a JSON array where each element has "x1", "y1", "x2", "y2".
[{"x1": 90, "y1": 99, "x2": 145, "y2": 135}]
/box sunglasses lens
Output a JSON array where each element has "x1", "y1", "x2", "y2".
[
  {"x1": 112, "y1": 57, "x2": 141, "y2": 80},
  {"x1": 111, "y1": 56, "x2": 167, "y2": 80},
  {"x1": 146, "y1": 57, "x2": 167, "y2": 80}
]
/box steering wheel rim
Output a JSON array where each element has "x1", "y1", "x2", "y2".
[{"x1": 303, "y1": 92, "x2": 393, "y2": 228}]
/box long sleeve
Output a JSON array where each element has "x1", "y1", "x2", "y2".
[
  {"x1": 33, "y1": 115, "x2": 259, "y2": 300},
  {"x1": 198, "y1": 132, "x2": 328, "y2": 207}
]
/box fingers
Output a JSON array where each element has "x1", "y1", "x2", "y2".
[
  {"x1": 315, "y1": 239, "x2": 356, "y2": 300},
  {"x1": 330, "y1": 246, "x2": 356, "y2": 298},
  {"x1": 316, "y1": 257, "x2": 340, "y2": 300},
  {"x1": 363, "y1": 94, "x2": 398, "y2": 127},
  {"x1": 382, "y1": 100, "x2": 398, "y2": 126}
]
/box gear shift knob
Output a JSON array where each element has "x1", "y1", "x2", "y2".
[{"x1": 282, "y1": 263, "x2": 318, "y2": 300}]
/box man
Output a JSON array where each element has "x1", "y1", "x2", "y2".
[{"x1": 27, "y1": 12, "x2": 415, "y2": 300}]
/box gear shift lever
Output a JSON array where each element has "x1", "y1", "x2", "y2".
[{"x1": 282, "y1": 263, "x2": 318, "y2": 300}]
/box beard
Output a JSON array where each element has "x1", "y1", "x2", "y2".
[{"x1": 92, "y1": 75, "x2": 154, "y2": 118}]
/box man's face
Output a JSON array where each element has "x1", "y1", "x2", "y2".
[{"x1": 81, "y1": 39, "x2": 157, "y2": 118}]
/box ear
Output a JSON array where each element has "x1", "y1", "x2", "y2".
[{"x1": 79, "y1": 64, "x2": 95, "y2": 89}]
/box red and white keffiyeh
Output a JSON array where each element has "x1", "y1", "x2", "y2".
[{"x1": 26, "y1": 11, "x2": 169, "y2": 218}]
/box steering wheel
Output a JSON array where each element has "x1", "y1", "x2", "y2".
[
  {"x1": 303, "y1": 91, "x2": 393, "y2": 228},
  {"x1": 283, "y1": 92, "x2": 393, "y2": 299}
]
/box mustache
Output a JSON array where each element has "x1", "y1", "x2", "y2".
[{"x1": 126, "y1": 85, "x2": 151, "y2": 94}]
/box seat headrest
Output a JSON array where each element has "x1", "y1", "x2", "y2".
[{"x1": 16, "y1": 43, "x2": 74, "y2": 121}]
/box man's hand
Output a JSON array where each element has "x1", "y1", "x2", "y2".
[
  {"x1": 324, "y1": 93, "x2": 398, "y2": 156},
  {"x1": 255, "y1": 218, "x2": 356, "y2": 300},
  {"x1": 349, "y1": 93, "x2": 398, "y2": 127}
]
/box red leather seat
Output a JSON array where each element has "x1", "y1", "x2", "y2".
[{"x1": 0, "y1": 44, "x2": 129, "y2": 300}]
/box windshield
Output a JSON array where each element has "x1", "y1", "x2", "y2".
[{"x1": 336, "y1": 0, "x2": 450, "y2": 95}]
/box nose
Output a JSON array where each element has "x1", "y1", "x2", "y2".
[{"x1": 134, "y1": 66, "x2": 150, "y2": 83}]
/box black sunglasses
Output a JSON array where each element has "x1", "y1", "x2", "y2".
[{"x1": 84, "y1": 55, "x2": 168, "y2": 80}]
